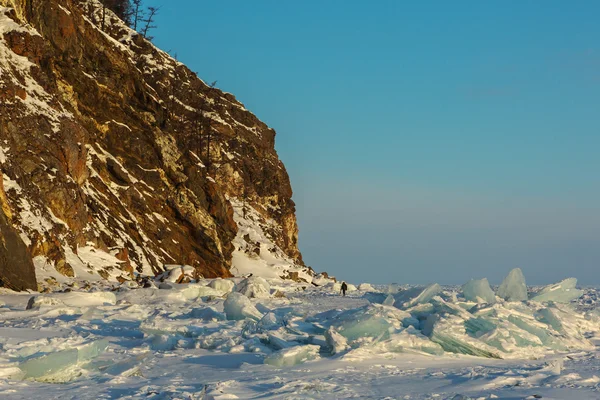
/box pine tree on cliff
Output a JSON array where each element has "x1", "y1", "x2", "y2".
[
  {"x1": 140, "y1": 6, "x2": 159, "y2": 40},
  {"x1": 130, "y1": 0, "x2": 144, "y2": 30},
  {"x1": 100, "y1": 0, "x2": 132, "y2": 28}
]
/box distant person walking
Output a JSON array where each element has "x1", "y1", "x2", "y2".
[{"x1": 341, "y1": 281, "x2": 348, "y2": 296}]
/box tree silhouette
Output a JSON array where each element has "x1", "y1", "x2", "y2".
[
  {"x1": 141, "y1": 6, "x2": 159, "y2": 40},
  {"x1": 130, "y1": 0, "x2": 144, "y2": 30}
]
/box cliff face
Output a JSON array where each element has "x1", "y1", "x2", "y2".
[{"x1": 0, "y1": 0, "x2": 309, "y2": 287}]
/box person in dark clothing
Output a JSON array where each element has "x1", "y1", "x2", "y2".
[{"x1": 341, "y1": 281, "x2": 348, "y2": 296}]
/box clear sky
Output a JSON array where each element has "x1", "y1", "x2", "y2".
[{"x1": 151, "y1": 0, "x2": 600, "y2": 285}]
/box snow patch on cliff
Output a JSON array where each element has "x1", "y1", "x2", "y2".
[{"x1": 229, "y1": 198, "x2": 312, "y2": 283}]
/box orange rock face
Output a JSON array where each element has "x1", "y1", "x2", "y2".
[{"x1": 0, "y1": 0, "x2": 303, "y2": 284}]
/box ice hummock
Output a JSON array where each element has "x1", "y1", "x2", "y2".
[
  {"x1": 223, "y1": 292, "x2": 263, "y2": 321},
  {"x1": 530, "y1": 278, "x2": 584, "y2": 303},
  {"x1": 462, "y1": 278, "x2": 496, "y2": 304},
  {"x1": 497, "y1": 268, "x2": 528, "y2": 301}
]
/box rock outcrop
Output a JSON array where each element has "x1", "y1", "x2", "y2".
[{"x1": 0, "y1": 0, "x2": 308, "y2": 286}]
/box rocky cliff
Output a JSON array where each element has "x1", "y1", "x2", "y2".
[{"x1": 0, "y1": 0, "x2": 310, "y2": 289}]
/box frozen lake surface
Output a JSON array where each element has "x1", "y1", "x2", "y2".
[{"x1": 0, "y1": 276, "x2": 599, "y2": 399}]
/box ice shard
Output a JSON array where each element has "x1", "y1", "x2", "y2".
[
  {"x1": 77, "y1": 339, "x2": 109, "y2": 363},
  {"x1": 395, "y1": 284, "x2": 442, "y2": 308},
  {"x1": 497, "y1": 268, "x2": 528, "y2": 302},
  {"x1": 223, "y1": 292, "x2": 263, "y2": 321},
  {"x1": 325, "y1": 326, "x2": 349, "y2": 355},
  {"x1": 530, "y1": 278, "x2": 584, "y2": 303},
  {"x1": 462, "y1": 278, "x2": 496, "y2": 304},
  {"x1": 381, "y1": 327, "x2": 444, "y2": 356},
  {"x1": 423, "y1": 314, "x2": 501, "y2": 359},
  {"x1": 19, "y1": 339, "x2": 109, "y2": 380},
  {"x1": 19, "y1": 349, "x2": 78, "y2": 379},
  {"x1": 329, "y1": 304, "x2": 410, "y2": 342},
  {"x1": 383, "y1": 295, "x2": 395, "y2": 306}
]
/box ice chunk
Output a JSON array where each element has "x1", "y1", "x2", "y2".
[
  {"x1": 541, "y1": 359, "x2": 563, "y2": 376},
  {"x1": 312, "y1": 273, "x2": 331, "y2": 286},
  {"x1": 77, "y1": 339, "x2": 109, "y2": 363},
  {"x1": 536, "y1": 307, "x2": 563, "y2": 333},
  {"x1": 19, "y1": 339, "x2": 108, "y2": 380},
  {"x1": 380, "y1": 326, "x2": 444, "y2": 356},
  {"x1": 20, "y1": 349, "x2": 79, "y2": 379},
  {"x1": 181, "y1": 285, "x2": 223, "y2": 300},
  {"x1": 400, "y1": 283, "x2": 442, "y2": 307},
  {"x1": 325, "y1": 326, "x2": 349, "y2": 355},
  {"x1": 423, "y1": 314, "x2": 501, "y2": 359},
  {"x1": 235, "y1": 276, "x2": 271, "y2": 299},
  {"x1": 208, "y1": 278, "x2": 235, "y2": 294},
  {"x1": 150, "y1": 334, "x2": 181, "y2": 351},
  {"x1": 264, "y1": 344, "x2": 320, "y2": 367},
  {"x1": 497, "y1": 268, "x2": 528, "y2": 302},
  {"x1": 0, "y1": 366, "x2": 24, "y2": 379},
  {"x1": 387, "y1": 283, "x2": 400, "y2": 294},
  {"x1": 329, "y1": 304, "x2": 411, "y2": 342},
  {"x1": 103, "y1": 353, "x2": 149, "y2": 377},
  {"x1": 267, "y1": 333, "x2": 295, "y2": 350},
  {"x1": 506, "y1": 315, "x2": 566, "y2": 350},
  {"x1": 190, "y1": 307, "x2": 226, "y2": 321},
  {"x1": 530, "y1": 278, "x2": 584, "y2": 303},
  {"x1": 258, "y1": 312, "x2": 283, "y2": 330},
  {"x1": 323, "y1": 281, "x2": 342, "y2": 293},
  {"x1": 462, "y1": 278, "x2": 496, "y2": 304},
  {"x1": 358, "y1": 283, "x2": 376, "y2": 292},
  {"x1": 406, "y1": 302, "x2": 435, "y2": 320},
  {"x1": 383, "y1": 295, "x2": 395, "y2": 306},
  {"x1": 223, "y1": 293, "x2": 263, "y2": 321}
]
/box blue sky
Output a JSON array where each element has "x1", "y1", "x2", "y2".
[{"x1": 152, "y1": 1, "x2": 600, "y2": 285}]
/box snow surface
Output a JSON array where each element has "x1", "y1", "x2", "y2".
[{"x1": 0, "y1": 278, "x2": 599, "y2": 399}]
